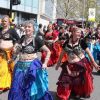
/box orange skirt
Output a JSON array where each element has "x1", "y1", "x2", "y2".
[{"x1": 4, "y1": 48, "x2": 15, "y2": 72}]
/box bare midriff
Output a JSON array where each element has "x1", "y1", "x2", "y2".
[
  {"x1": 19, "y1": 53, "x2": 37, "y2": 61},
  {"x1": 0, "y1": 39, "x2": 13, "y2": 50}
]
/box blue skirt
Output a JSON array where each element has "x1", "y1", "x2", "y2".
[
  {"x1": 93, "y1": 42, "x2": 100, "y2": 62},
  {"x1": 85, "y1": 43, "x2": 94, "y2": 60},
  {"x1": 8, "y1": 59, "x2": 53, "y2": 100}
]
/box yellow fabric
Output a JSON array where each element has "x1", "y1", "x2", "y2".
[{"x1": 0, "y1": 59, "x2": 11, "y2": 89}]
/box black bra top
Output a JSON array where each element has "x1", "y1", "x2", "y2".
[
  {"x1": 21, "y1": 41, "x2": 36, "y2": 54},
  {"x1": 63, "y1": 39, "x2": 88, "y2": 56}
]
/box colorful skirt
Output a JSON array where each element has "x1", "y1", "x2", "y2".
[
  {"x1": 0, "y1": 59, "x2": 11, "y2": 90},
  {"x1": 58, "y1": 43, "x2": 68, "y2": 63},
  {"x1": 8, "y1": 59, "x2": 53, "y2": 100},
  {"x1": 42, "y1": 42, "x2": 67, "y2": 67},
  {"x1": 56, "y1": 57, "x2": 93, "y2": 100},
  {"x1": 0, "y1": 48, "x2": 13, "y2": 90},
  {"x1": 4, "y1": 48, "x2": 14, "y2": 72},
  {"x1": 42, "y1": 42, "x2": 61, "y2": 67},
  {"x1": 86, "y1": 43, "x2": 95, "y2": 61},
  {"x1": 93, "y1": 42, "x2": 100, "y2": 63}
]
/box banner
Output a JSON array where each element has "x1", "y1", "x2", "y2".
[{"x1": 88, "y1": 8, "x2": 96, "y2": 22}]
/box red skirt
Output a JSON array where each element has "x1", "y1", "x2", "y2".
[
  {"x1": 41, "y1": 42, "x2": 64, "y2": 67},
  {"x1": 56, "y1": 57, "x2": 93, "y2": 100}
]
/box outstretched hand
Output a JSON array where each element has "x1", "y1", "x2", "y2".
[
  {"x1": 95, "y1": 65, "x2": 100, "y2": 71},
  {"x1": 92, "y1": 62, "x2": 100, "y2": 71},
  {"x1": 42, "y1": 63, "x2": 48, "y2": 69}
]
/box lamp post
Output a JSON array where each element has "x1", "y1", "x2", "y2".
[
  {"x1": 9, "y1": 0, "x2": 13, "y2": 18},
  {"x1": 9, "y1": 0, "x2": 21, "y2": 18}
]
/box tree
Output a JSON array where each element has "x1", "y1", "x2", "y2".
[{"x1": 57, "y1": 0, "x2": 83, "y2": 20}]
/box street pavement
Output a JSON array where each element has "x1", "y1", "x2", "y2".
[{"x1": 0, "y1": 67, "x2": 100, "y2": 100}]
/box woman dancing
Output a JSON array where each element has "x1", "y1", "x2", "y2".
[
  {"x1": 8, "y1": 20, "x2": 53, "y2": 100},
  {"x1": 0, "y1": 15, "x2": 20, "y2": 92},
  {"x1": 42, "y1": 23, "x2": 60, "y2": 67},
  {"x1": 56, "y1": 28, "x2": 100, "y2": 100}
]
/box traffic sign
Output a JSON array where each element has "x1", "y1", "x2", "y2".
[{"x1": 88, "y1": 8, "x2": 96, "y2": 22}]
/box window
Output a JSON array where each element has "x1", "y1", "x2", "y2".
[
  {"x1": 25, "y1": 0, "x2": 32, "y2": 7},
  {"x1": 21, "y1": 0, "x2": 24, "y2": 5}
]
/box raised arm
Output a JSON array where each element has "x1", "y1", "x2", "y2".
[{"x1": 40, "y1": 45, "x2": 51, "y2": 69}]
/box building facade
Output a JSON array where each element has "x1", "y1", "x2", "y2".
[
  {"x1": 37, "y1": 0, "x2": 57, "y2": 26},
  {"x1": 0, "y1": 0, "x2": 39, "y2": 24},
  {"x1": 0, "y1": 0, "x2": 57, "y2": 26}
]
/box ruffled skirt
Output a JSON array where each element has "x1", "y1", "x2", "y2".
[
  {"x1": 0, "y1": 59, "x2": 11, "y2": 90},
  {"x1": 8, "y1": 59, "x2": 53, "y2": 100},
  {"x1": 41, "y1": 42, "x2": 60, "y2": 67},
  {"x1": 56, "y1": 57, "x2": 93, "y2": 100},
  {"x1": 42, "y1": 42, "x2": 67, "y2": 67},
  {"x1": 93, "y1": 42, "x2": 100, "y2": 63},
  {"x1": 0, "y1": 48, "x2": 13, "y2": 90}
]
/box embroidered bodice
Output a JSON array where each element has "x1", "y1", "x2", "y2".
[
  {"x1": 64, "y1": 43, "x2": 83, "y2": 58},
  {"x1": 19, "y1": 35, "x2": 44, "y2": 54},
  {"x1": 63, "y1": 39, "x2": 88, "y2": 59},
  {"x1": 21, "y1": 41, "x2": 35, "y2": 54},
  {"x1": 0, "y1": 28, "x2": 20, "y2": 43}
]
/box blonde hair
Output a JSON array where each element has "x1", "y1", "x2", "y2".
[{"x1": 2, "y1": 15, "x2": 11, "y2": 23}]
